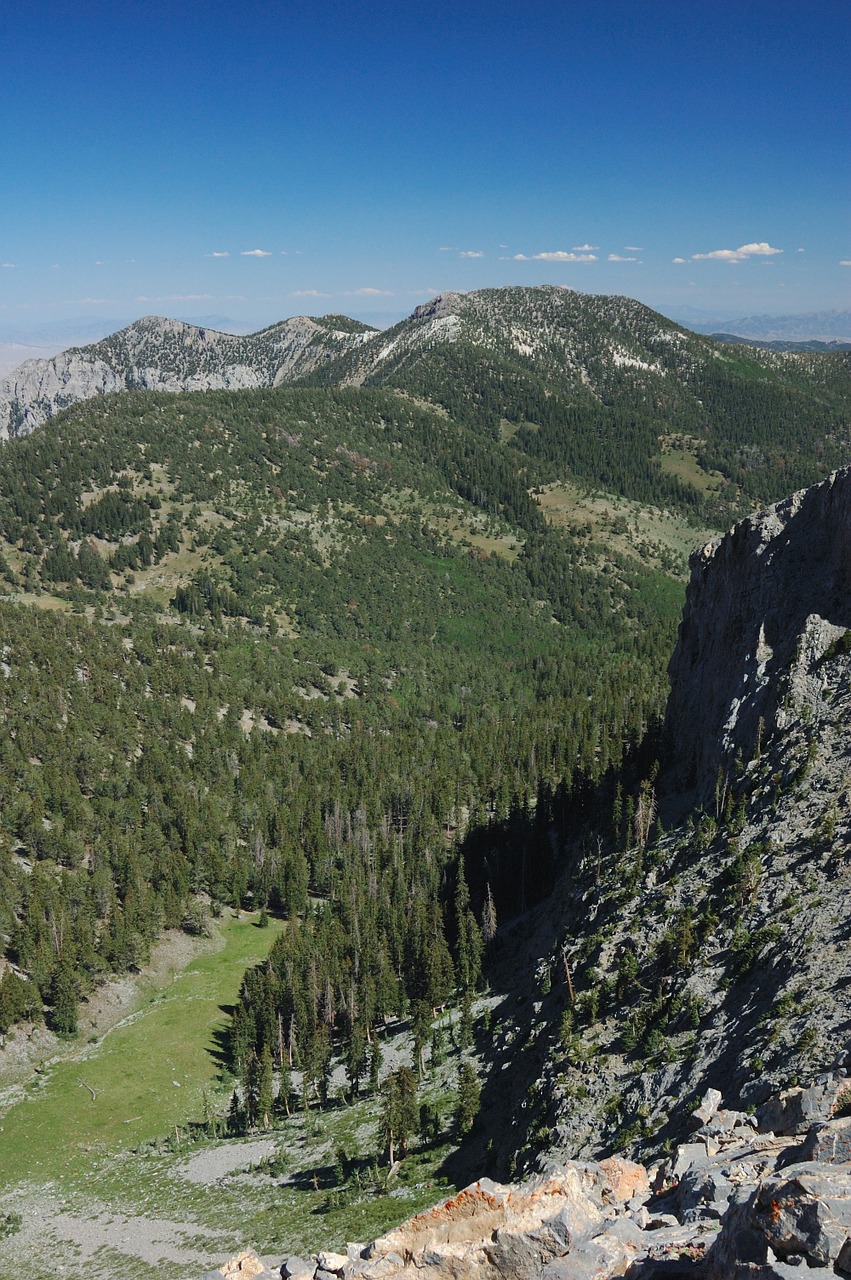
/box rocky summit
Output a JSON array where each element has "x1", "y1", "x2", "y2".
[{"x1": 666, "y1": 465, "x2": 851, "y2": 801}]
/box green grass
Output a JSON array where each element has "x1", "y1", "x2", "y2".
[
  {"x1": 0, "y1": 935, "x2": 475, "y2": 1277},
  {"x1": 79, "y1": 1092, "x2": 460, "y2": 1258},
  {"x1": 0, "y1": 913, "x2": 285, "y2": 1190},
  {"x1": 658, "y1": 447, "x2": 722, "y2": 495}
]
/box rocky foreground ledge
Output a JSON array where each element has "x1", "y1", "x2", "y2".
[{"x1": 200, "y1": 1073, "x2": 851, "y2": 1280}]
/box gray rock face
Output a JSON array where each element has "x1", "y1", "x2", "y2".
[
  {"x1": 0, "y1": 314, "x2": 375, "y2": 440},
  {"x1": 665, "y1": 466, "x2": 851, "y2": 799}
]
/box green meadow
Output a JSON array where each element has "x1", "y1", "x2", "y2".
[{"x1": 0, "y1": 913, "x2": 285, "y2": 1189}]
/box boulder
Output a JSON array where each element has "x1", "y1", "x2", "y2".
[
  {"x1": 317, "y1": 1252, "x2": 348, "y2": 1275},
  {"x1": 676, "y1": 1163, "x2": 733, "y2": 1223},
  {"x1": 799, "y1": 1116, "x2": 851, "y2": 1164},
  {"x1": 218, "y1": 1252, "x2": 270, "y2": 1280},
  {"x1": 282, "y1": 1258, "x2": 315, "y2": 1280},
  {"x1": 691, "y1": 1087, "x2": 723, "y2": 1128},
  {"x1": 707, "y1": 1162, "x2": 851, "y2": 1274},
  {"x1": 758, "y1": 1076, "x2": 849, "y2": 1136}
]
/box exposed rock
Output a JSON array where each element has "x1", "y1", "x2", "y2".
[
  {"x1": 0, "y1": 314, "x2": 375, "y2": 440},
  {"x1": 666, "y1": 466, "x2": 851, "y2": 798},
  {"x1": 217, "y1": 1250, "x2": 271, "y2": 1279},
  {"x1": 205, "y1": 1101, "x2": 851, "y2": 1278},
  {"x1": 707, "y1": 1162, "x2": 851, "y2": 1275},
  {"x1": 799, "y1": 1116, "x2": 851, "y2": 1164},
  {"x1": 283, "y1": 1258, "x2": 315, "y2": 1280},
  {"x1": 758, "y1": 1076, "x2": 851, "y2": 1136},
  {"x1": 316, "y1": 1252, "x2": 349, "y2": 1275},
  {"x1": 690, "y1": 1088, "x2": 722, "y2": 1128}
]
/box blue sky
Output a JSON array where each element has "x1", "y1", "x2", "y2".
[{"x1": 1, "y1": 0, "x2": 848, "y2": 333}]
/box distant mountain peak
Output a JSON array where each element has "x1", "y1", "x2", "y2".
[{"x1": 0, "y1": 313, "x2": 374, "y2": 439}]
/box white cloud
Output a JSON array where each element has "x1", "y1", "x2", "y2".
[
  {"x1": 78, "y1": 297, "x2": 110, "y2": 304},
  {"x1": 207, "y1": 251, "x2": 230, "y2": 258},
  {"x1": 514, "y1": 250, "x2": 597, "y2": 263},
  {"x1": 624, "y1": 246, "x2": 644, "y2": 252},
  {"x1": 460, "y1": 250, "x2": 484, "y2": 258},
  {"x1": 241, "y1": 248, "x2": 271, "y2": 257},
  {"x1": 796, "y1": 247, "x2": 805, "y2": 253},
  {"x1": 608, "y1": 254, "x2": 639, "y2": 262},
  {"x1": 290, "y1": 289, "x2": 330, "y2": 298},
  {"x1": 672, "y1": 257, "x2": 686, "y2": 264},
  {"x1": 437, "y1": 246, "x2": 455, "y2": 252},
  {"x1": 841, "y1": 260, "x2": 851, "y2": 267},
  {"x1": 2, "y1": 262, "x2": 15, "y2": 268},
  {"x1": 344, "y1": 287, "x2": 394, "y2": 296},
  {"x1": 136, "y1": 294, "x2": 214, "y2": 303},
  {"x1": 692, "y1": 241, "x2": 783, "y2": 263},
  {"x1": 571, "y1": 243, "x2": 599, "y2": 251},
  {"x1": 50, "y1": 263, "x2": 60, "y2": 269},
  {"x1": 95, "y1": 260, "x2": 106, "y2": 266}
]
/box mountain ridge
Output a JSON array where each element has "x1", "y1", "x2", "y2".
[
  {"x1": 0, "y1": 313, "x2": 376, "y2": 439},
  {"x1": 3, "y1": 290, "x2": 849, "y2": 515},
  {"x1": 672, "y1": 306, "x2": 851, "y2": 343}
]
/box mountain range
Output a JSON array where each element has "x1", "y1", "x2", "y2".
[
  {"x1": 669, "y1": 306, "x2": 851, "y2": 344},
  {"x1": 0, "y1": 285, "x2": 849, "y2": 1276},
  {"x1": 3, "y1": 287, "x2": 851, "y2": 522}
]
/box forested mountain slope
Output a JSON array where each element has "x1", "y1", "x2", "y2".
[
  {"x1": 308, "y1": 286, "x2": 851, "y2": 511},
  {"x1": 3, "y1": 287, "x2": 850, "y2": 525},
  {"x1": 0, "y1": 382, "x2": 679, "y2": 1042}
]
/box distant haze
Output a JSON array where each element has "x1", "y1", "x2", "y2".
[
  {"x1": 668, "y1": 307, "x2": 851, "y2": 344},
  {"x1": 2, "y1": 299, "x2": 851, "y2": 382}
]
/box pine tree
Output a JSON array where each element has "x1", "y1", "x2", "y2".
[
  {"x1": 345, "y1": 1017, "x2": 368, "y2": 1097},
  {"x1": 455, "y1": 1060, "x2": 480, "y2": 1136},
  {"x1": 48, "y1": 961, "x2": 78, "y2": 1036},
  {"x1": 257, "y1": 1044, "x2": 275, "y2": 1129},
  {"x1": 368, "y1": 1037, "x2": 382, "y2": 1096},
  {"x1": 378, "y1": 1065, "x2": 418, "y2": 1165},
  {"x1": 482, "y1": 884, "x2": 497, "y2": 955}
]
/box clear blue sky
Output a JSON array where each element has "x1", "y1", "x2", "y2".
[{"x1": 1, "y1": 0, "x2": 848, "y2": 332}]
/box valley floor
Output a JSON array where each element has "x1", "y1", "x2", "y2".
[{"x1": 0, "y1": 913, "x2": 491, "y2": 1278}]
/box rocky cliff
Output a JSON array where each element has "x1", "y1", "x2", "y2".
[
  {"x1": 0, "y1": 314, "x2": 375, "y2": 439},
  {"x1": 665, "y1": 467, "x2": 851, "y2": 800}
]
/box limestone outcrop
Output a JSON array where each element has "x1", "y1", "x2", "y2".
[
  {"x1": 665, "y1": 466, "x2": 851, "y2": 800},
  {"x1": 202, "y1": 1076, "x2": 851, "y2": 1279},
  {"x1": 0, "y1": 315, "x2": 375, "y2": 439}
]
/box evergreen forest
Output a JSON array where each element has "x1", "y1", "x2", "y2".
[{"x1": 0, "y1": 292, "x2": 848, "y2": 1154}]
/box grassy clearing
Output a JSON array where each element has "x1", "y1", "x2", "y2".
[
  {"x1": 498, "y1": 418, "x2": 539, "y2": 443},
  {"x1": 76, "y1": 1080, "x2": 460, "y2": 1262},
  {"x1": 657, "y1": 435, "x2": 725, "y2": 496},
  {"x1": 535, "y1": 479, "x2": 714, "y2": 577},
  {"x1": 0, "y1": 954, "x2": 476, "y2": 1278},
  {"x1": 0, "y1": 913, "x2": 284, "y2": 1190}
]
